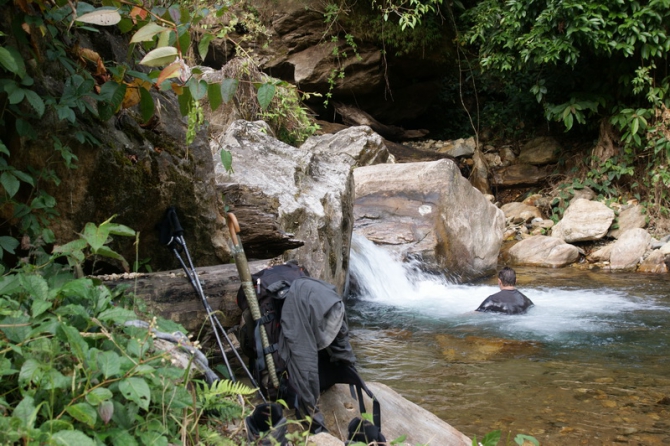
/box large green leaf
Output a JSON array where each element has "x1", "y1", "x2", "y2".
[
  {"x1": 23, "y1": 89, "x2": 45, "y2": 117},
  {"x1": 19, "y1": 359, "x2": 41, "y2": 385},
  {"x1": 220, "y1": 78, "x2": 239, "y2": 103},
  {"x1": 105, "y1": 222, "x2": 136, "y2": 237},
  {"x1": 0, "y1": 235, "x2": 19, "y2": 255},
  {"x1": 198, "y1": 33, "x2": 214, "y2": 60},
  {"x1": 1, "y1": 171, "x2": 20, "y2": 198},
  {"x1": 97, "y1": 307, "x2": 137, "y2": 324},
  {"x1": 188, "y1": 79, "x2": 207, "y2": 101},
  {"x1": 257, "y1": 83, "x2": 276, "y2": 110},
  {"x1": 13, "y1": 396, "x2": 38, "y2": 429},
  {"x1": 57, "y1": 324, "x2": 89, "y2": 359},
  {"x1": 97, "y1": 351, "x2": 121, "y2": 379},
  {"x1": 81, "y1": 222, "x2": 109, "y2": 253},
  {"x1": 0, "y1": 315, "x2": 31, "y2": 343},
  {"x1": 207, "y1": 82, "x2": 222, "y2": 111},
  {"x1": 0, "y1": 46, "x2": 19, "y2": 74},
  {"x1": 139, "y1": 87, "x2": 154, "y2": 123},
  {"x1": 20, "y1": 274, "x2": 49, "y2": 302},
  {"x1": 51, "y1": 430, "x2": 96, "y2": 446},
  {"x1": 86, "y1": 388, "x2": 113, "y2": 406},
  {"x1": 119, "y1": 377, "x2": 151, "y2": 410},
  {"x1": 139, "y1": 47, "x2": 178, "y2": 67},
  {"x1": 66, "y1": 402, "x2": 98, "y2": 427},
  {"x1": 131, "y1": 22, "x2": 169, "y2": 43}
]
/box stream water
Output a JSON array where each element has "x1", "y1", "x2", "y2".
[{"x1": 346, "y1": 234, "x2": 670, "y2": 445}]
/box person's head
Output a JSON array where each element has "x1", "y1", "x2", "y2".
[{"x1": 498, "y1": 266, "x2": 516, "y2": 288}]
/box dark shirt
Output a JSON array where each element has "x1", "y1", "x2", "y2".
[{"x1": 476, "y1": 289, "x2": 534, "y2": 315}]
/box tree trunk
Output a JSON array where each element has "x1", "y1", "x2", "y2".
[{"x1": 102, "y1": 260, "x2": 272, "y2": 332}]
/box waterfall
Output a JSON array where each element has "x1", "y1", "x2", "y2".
[{"x1": 347, "y1": 233, "x2": 663, "y2": 343}]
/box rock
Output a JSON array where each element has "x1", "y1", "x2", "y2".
[
  {"x1": 483, "y1": 152, "x2": 502, "y2": 167},
  {"x1": 491, "y1": 164, "x2": 548, "y2": 187},
  {"x1": 354, "y1": 159, "x2": 505, "y2": 280},
  {"x1": 661, "y1": 241, "x2": 670, "y2": 255},
  {"x1": 608, "y1": 204, "x2": 647, "y2": 239},
  {"x1": 518, "y1": 136, "x2": 561, "y2": 165},
  {"x1": 500, "y1": 146, "x2": 516, "y2": 166},
  {"x1": 609, "y1": 228, "x2": 652, "y2": 271},
  {"x1": 500, "y1": 202, "x2": 543, "y2": 223},
  {"x1": 569, "y1": 186, "x2": 596, "y2": 202},
  {"x1": 300, "y1": 125, "x2": 391, "y2": 166},
  {"x1": 214, "y1": 121, "x2": 388, "y2": 292},
  {"x1": 470, "y1": 149, "x2": 491, "y2": 195},
  {"x1": 587, "y1": 244, "x2": 614, "y2": 263},
  {"x1": 637, "y1": 250, "x2": 668, "y2": 273},
  {"x1": 319, "y1": 382, "x2": 471, "y2": 445},
  {"x1": 504, "y1": 235, "x2": 581, "y2": 267},
  {"x1": 551, "y1": 199, "x2": 615, "y2": 242},
  {"x1": 437, "y1": 137, "x2": 476, "y2": 158},
  {"x1": 6, "y1": 60, "x2": 229, "y2": 271},
  {"x1": 306, "y1": 432, "x2": 344, "y2": 446}
]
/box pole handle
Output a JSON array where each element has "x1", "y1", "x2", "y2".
[{"x1": 226, "y1": 212, "x2": 280, "y2": 389}]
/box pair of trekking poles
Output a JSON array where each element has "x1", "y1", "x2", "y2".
[{"x1": 159, "y1": 207, "x2": 277, "y2": 402}]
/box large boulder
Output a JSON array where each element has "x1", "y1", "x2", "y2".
[
  {"x1": 609, "y1": 228, "x2": 651, "y2": 271},
  {"x1": 501, "y1": 202, "x2": 543, "y2": 224},
  {"x1": 213, "y1": 121, "x2": 389, "y2": 292},
  {"x1": 504, "y1": 235, "x2": 581, "y2": 267},
  {"x1": 490, "y1": 163, "x2": 548, "y2": 187},
  {"x1": 608, "y1": 204, "x2": 647, "y2": 239},
  {"x1": 353, "y1": 159, "x2": 504, "y2": 280},
  {"x1": 319, "y1": 382, "x2": 471, "y2": 445},
  {"x1": 551, "y1": 199, "x2": 615, "y2": 242},
  {"x1": 518, "y1": 136, "x2": 561, "y2": 165}
]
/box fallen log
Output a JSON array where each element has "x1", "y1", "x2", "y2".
[
  {"x1": 100, "y1": 260, "x2": 272, "y2": 332},
  {"x1": 333, "y1": 103, "x2": 429, "y2": 141}
]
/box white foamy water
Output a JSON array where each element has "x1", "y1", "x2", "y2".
[{"x1": 349, "y1": 234, "x2": 662, "y2": 343}]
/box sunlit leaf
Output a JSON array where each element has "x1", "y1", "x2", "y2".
[
  {"x1": 139, "y1": 47, "x2": 178, "y2": 67},
  {"x1": 131, "y1": 22, "x2": 169, "y2": 43},
  {"x1": 156, "y1": 61, "x2": 181, "y2": 86},
  {"x1": 76, "y1": 9, "x2": 121, "y2": 26}
]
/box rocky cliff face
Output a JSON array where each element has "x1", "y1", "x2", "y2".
[
  {"x1": 203, "y1": 0, "x2": 452, "y2": 130},
  {"x1": 2, "y1": 27, "x2": 230, "y2": 272}
]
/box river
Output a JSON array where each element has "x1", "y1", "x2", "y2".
[{"x1": 347, "y1": 234, "x2": 670, "y2": 445}]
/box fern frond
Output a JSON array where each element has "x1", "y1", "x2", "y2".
[{"x1": 204, "y1": 379, "x2": 257, "y2": 397}]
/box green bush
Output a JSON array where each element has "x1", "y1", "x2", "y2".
[{"x1": 0, "y1": 219, "x2": 253, "y2": 445}]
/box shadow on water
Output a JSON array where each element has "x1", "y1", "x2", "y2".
[{"x1": 346, "y1": 234, "x2": 670, "y2": 445}]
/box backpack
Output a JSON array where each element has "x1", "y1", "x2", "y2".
[
  {"x1": 237, "y1": 261, "x2": 309, "y2": 398},
  {"x1": 237, "y1": 262, "x2": 384, "y2": 439}
]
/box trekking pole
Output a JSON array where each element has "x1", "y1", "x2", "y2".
[
  {"x1": 226, "y1": 213, "x2": 280, "y2": 389},
  {"x1": 159, "y1": 208, "x2": 266, "y2": 401}
]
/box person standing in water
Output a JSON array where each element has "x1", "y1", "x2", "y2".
[{"x1": 476, "y1": 266, "x2": 534, "y2": 314}]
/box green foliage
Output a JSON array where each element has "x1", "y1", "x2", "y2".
[
  {"x1": 459, "y1": 0, "x2": 670, "y2": 219},
  {"x1": 0, "y1": 219, "x2": 252, "y2": 445}
]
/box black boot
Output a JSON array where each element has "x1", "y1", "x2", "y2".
[
  {"x1": 345, "y1": 417, "x2": 386, "y2": 445},
  {"x1": 245, "y1": 403, "x2": 288, "y2": 446}
]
